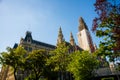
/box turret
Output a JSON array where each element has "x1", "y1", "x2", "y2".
[
  {"x1": 57, "y1": 27, "x2": 64, "y2": 44},
  {"x1": 70, "y1": 32, "x2": 75, "y2": 46},
  {"x1": 25, "y1": 31, "x2": 32, "y2": 43}
]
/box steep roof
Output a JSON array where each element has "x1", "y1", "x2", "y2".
[
  {"x1": 23, "y1": 31, "x2": 56, "y2": 49},
  {"x1": 78, "y1": 17, "x2": 88, "y2": 31},
  {"x1": 32, "y1": 40, "x2": 56, "y2": 49}
]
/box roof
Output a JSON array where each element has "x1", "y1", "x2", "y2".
[
  {"x1": 79, "y1": 17, "x2": 88, "y2": 31},
  {"x1": 13, "y1": 43, "x2": 18, "y2": 49},
  {"x1": 23, "y1": 31, "x2": 56, "y2": 49},
  {"x1": 64, "y1": 41, "x2": 83, "y2": 51},
  {"x1": 32, "y1": 40, "x2": 56, "y2": 49}
]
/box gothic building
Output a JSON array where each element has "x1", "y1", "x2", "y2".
[{"x1": 0, "y1": 17, "x2": 95, "y2": 80}]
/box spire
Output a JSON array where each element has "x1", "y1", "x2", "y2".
[
  {"x1": 58, "y1": 27, "x2": 63, "y2": 37},
  {"x1": 70, "y1": 32, "x2": 75, "y2": 46},
  {"x1": 78, "y1": 17, "x2": 88, "y2": 31},
  {"x1": 57, "y1": 27, "x2": 64, "y2": 44}
]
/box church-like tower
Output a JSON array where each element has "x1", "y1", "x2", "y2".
[
  {"x1": 57, "y1": 27, "x2": 65, "y2": 45},
  {"x1": 77, "y1": 17, "x2": 95, "y2": 53}
]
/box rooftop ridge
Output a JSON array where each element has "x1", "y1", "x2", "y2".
[{"x1": 32, "y1": 39, "x2": 56, "y2": 48}]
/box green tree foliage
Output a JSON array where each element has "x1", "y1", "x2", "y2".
[
  {"x1": 24, "y1": 49, "x2": 48, "y2": 80},
  {"x1": 0, "y1": 46, "x2": 27, "y2": 80},
  {"x1": 67, "y1": 51, "x2": 99, "y2": 80},
  {"x1": 47, "y1": 42, "x2": 70, "y2": 80},
  {"x1": 92, "y1": 0, "x2": 120, "y2": 61},
  {"x1": 0, "y1": 43, "x2": 99, "y2": 80}
]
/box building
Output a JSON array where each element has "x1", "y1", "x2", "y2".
[{"x1": 0, "y1": 17, "x2": 95, "y2": 80}]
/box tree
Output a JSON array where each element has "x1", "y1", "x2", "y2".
[
  {"x1": 0, "y1": 46, "x2": 27, "y2": 80},
  {"x1": 24, "y1": 49, "x2": 48, "y2": 80},
  {"x1": 67, "y1": 51, "x2": 99, "y2": 80},
  {"x1": 47, "y1": 42, "x2": 70, "y2": 80},
  {"x1": 92, "y1": 0, "x2": 120, "y2": 61}
]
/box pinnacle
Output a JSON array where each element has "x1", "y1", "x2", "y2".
[
  {"x1": 70, "y1": 32, "x2": 74, "y2": 40},
  {"x1": 59, "y1": 26, "x2": 62, "y2": 32},
  {"x1": 78, "y1": 17, "x2": 88, "y2": 31},
  {"x1": 58, "y1": 26, "x2": 63, "y2": 37},
  {"x1": 70, "y1": 32, "x2": 75, "y2": 46}
]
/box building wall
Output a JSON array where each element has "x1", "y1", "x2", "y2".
[
  {"x1": 20, "y1": 41, "x2": 54, "y2": 52},
  {"x1": 0, "y1": 66, "x2": 15, "y2": 80},
  {"x1": 78, "y1": 29, "x2": 90, "y2": 51},
  {"x1": 6, "y1": 67, "x2": 15, "y2": 80}
]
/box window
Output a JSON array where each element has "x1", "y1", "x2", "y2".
[
  {"x1": 24, "y1": 47, "x2": 32, "y2": 52},
  {"x1": 27, "y1": 38, "x2": 31, "y2": 43}
]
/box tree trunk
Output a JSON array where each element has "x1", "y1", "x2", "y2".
[
  {"x1": 14, "y1": 69, "x2": 17, "y2": 80},
  {"x1": 61, "y1": 71, "x2": 64, "y2": 80}
]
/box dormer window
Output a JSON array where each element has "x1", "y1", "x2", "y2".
[
  {"x1": 25, "y1": 31, "x2": 33, "y2": 43},
  {"x1": 28, "y1": 39, "x2": 30, "y2": 42},
  {"x1": 27, "y1": 38, "x2": 31, "y2": 43}
]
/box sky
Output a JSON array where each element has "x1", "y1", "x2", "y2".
[{"x1": 0, "y1": 0, "x2": 100, "y2": 52}]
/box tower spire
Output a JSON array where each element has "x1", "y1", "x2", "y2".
[
  {"x1": 70, "y1": 32, "x2": 75, "y2": 46},
  {"x1": 57, "y1": 27, "x2": 64, "y2": 44},
  {"x1": 78, "y1": 17, "x2": 88, "y2": 31},
  {"x1": 77, "y1": 17, "x2": 95, "y2": 53}
]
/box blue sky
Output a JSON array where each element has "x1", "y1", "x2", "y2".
[{"x1": 0, "y1": 0, "x2": 100, "y2": 52}]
